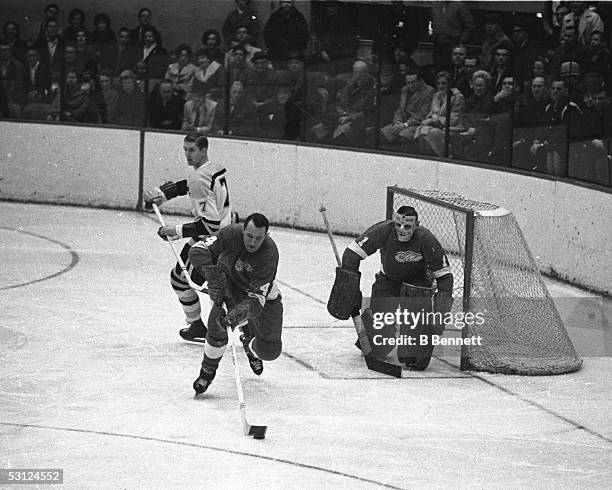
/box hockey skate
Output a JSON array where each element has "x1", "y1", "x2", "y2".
[
  {"x1": 193, "y1": 366, "x2": 216, "y2": 395},
  {"x1": 179, "y1": 319, "x2": 207, "y2": 343},
  {"x1": 239, "y1": 327, "x2": 263, "y2": 376}
]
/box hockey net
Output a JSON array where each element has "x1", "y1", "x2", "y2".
[{"x1": 386, "y1": 186, "x2": 582, "y2": 375}]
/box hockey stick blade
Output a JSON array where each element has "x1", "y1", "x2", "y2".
[
  {"x1": 364, "y1": 355, "x2": 402, "y2": 378},
  {"x1": 248, "y1": 424, "x2": 267, "y2": 439}
]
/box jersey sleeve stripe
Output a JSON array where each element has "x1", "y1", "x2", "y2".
[
  {"x1": 347, "y1": 241, "x2": 368, "y2": 259},
  {"x1": 201, "y1": 216, "x2": 221, "y2": 225},
  {"x1": 210, "y1": 168, "x2": 227, "y2": 191}
]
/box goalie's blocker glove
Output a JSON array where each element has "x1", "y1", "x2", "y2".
[{"x1": 327, "y1": 267, "x2": 362, "y2": 320}]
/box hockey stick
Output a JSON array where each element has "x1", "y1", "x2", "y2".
[
  {"x1": 151, "y1": 203, "x2": 209, "y2": 294},
  {"x1": 152, "y1": 203, "x2": 267, "y2": 438},
  {"x1": 319, "y1": 206, "x2": 402, "y2": 378},
  {"x1": 227, "y1": 325, "x2": 267, "y2": 439}
]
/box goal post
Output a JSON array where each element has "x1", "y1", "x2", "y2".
[{"x1": 386, "y1": 186, "x2": 582, "y2": 375}]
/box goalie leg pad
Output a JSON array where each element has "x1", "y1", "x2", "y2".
[{"x1": 327, "y1": 267, "x2": 361, "y2": 320}]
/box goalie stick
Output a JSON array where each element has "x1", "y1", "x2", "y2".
[
  {"x1": 319, "y1": 206, "x2": 402, "y2": 378},
  {"x1": 152, "y1": 203, "x2": 268, "y2": 439}
]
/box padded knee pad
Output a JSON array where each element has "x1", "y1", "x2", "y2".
[{"x1": 251, "y1": 339, "x2": 282, "y2": 361}]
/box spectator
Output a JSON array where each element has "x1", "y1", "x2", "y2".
[
  {"x1": 529, "y1": 57, "x2": 551, "y2": 87},
  {"x1": 243, "y1": 50, "x2": 277, "y2": 124},
  {"x1": 380, "y1": 69, "x2": 435, "y2": 150},
  {"x1": 487, "y1": 75, "x2": 517, "y2": 165},
  {"x1": 20, "y1": 48, "x2": 51, "y2": 109},
  {"x1": 3, "y1": 21, "x2": 29, "y2": 64},
  {"x1": 414, "y1": 70, "x2": 466, "y2": 156},
  {"x1": 489, "y1": 42, "x2": 513, "y2": 94},
  {"x1": 529, "y1": 78, "x2": 582, "y2": 175},
  {"x1": 100, "y1": 27, "x2": 140, "y2": 77},
  {"x1": 560, "y1": 1, "x2": 604, "y2": 46},
  {"x1": 481, "y1": 13, "x2": 512, "y2": 69},
  {"x1": 49, "y1": 65, "x2": 106, "y2": 124},
  {"x1": 32, "y1": 19, "x2": 64, "y2": 76},
  {"x1": 308, "y1": 0, "x2": 358, "y2": 77},
  {"x1": 454, "y1": 69, "x2": 496, "y2": 161},
  {"x1": 91, "y1": 14, "x2": 116, "y2": 58},
  {"x1": 148, "y1": 78, "x2": 184, "y2": 129},
  {"x1": 283, "y1": 50, "x2": 306, "y2": 140},
  {"x1": 560, "y1": 60, "x2": 585, "y2": 105},
  {"x1": 258, "y1": 77, "x2": 291, "y2": 139},
  {"x1": 227, "y1": 45, "x2": 250, "y2": 84},
  {"x1": 548, "y1": 3, "x2": 570, "y2": 48},
  {"x1": 136, "y1": 26, "x2": 168, "y2": 80},
  {"x1": 29, "y1": 3, "x2": 61, "y2": 43},
  {"x1": 431, "y1": 1, "x2": 475, "y2": 71},
  {"x1": 213, "y1": 80, "x2": 256, "y2": 135},
  {"x1": 62, "y1": 45, "x2": 79, "y2": 74},
  {"x1": 456, "y1": 53, "x2": 480, "y2": 98},
  {"x1": 511, "y1": 21, "x2": 538, "y2": 92},
  {"x1": 551, "y1": 26, "x2": 586, "y2": 74},
  {"x1": 230, "y1": 26, "x2": 261, "y2": 66},
  {"x1": 73, "y1": 28, "x2": 98, "y2": 72},
  {"x1": 579, "y1": 30, "x2": 611, "y2": 80},
  {"x1": 129, "y1": 8, "x2": 163, "y2": 48},
  {"x1": 0, "y1": 42, "x2": 23, "y2": 117},
  {"x1": 182, "y1": 86, "x2": 217, "y2": 134},
  {"x1": 449, "y1": 44, "x2": 470, "y2": 93},
  {"x1": 99, "y1": 69, "x2": 119, "y2": 121},
  {"x1": 192, "y1": 47, "x2": 225, "y2": 101},
  {"x1": 311, "y1": 60, "x2": 376, "y2": 146},
  {"x1": 78, "y1": 62, "x2": 108, "y2": 123},
  {"x1": 513, "y1": 76, "x2": 551, "y2": 169},
  {"x1": 165, "y1": 44, "x2": 197, "y2": 100},
  {"x1": 515, "y1": 76, "x2": 550, "y2": 126},
  {"x1": 112, "y1": 69, "x2": 145, "y2": 126},
  {"x1": 571, "y1": 88, "x2": 612, "y2": 184},
  {"x1": 263, "y1": 0, "x2": 309, "y2": 63},
  {"x1": 47, "y1": 68, "x2": 80, "y2": 121},
  {"x1": 376, "y1": 1, "x2": 419, "y2": 62},
  {"x1": 222, "y1": 0, "x2": 260, "y2": 48},
  {"x1": 63, "y1": 8, "x2": 88, "y2": 44},
  {"x1": 201, "y1": 29, "x2": 223, "y2": 52}
]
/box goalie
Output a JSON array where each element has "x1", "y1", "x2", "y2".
[{"x1": 327, "y1": 206, "x2": 453, "y2": 370}]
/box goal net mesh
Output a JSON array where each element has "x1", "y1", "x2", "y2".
[{"x1": 387, "y1": 187, "x2": 582, "y2": 375}]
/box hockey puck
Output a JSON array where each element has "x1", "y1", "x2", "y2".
[{"x1": 253, "y1": 433, "x2": 265, "y2": 440}]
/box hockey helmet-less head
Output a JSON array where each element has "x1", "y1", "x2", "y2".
[{"x1": 393, "y1": 206, "x2": 418, "y2": 242}]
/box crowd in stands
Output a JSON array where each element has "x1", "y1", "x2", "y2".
[{"x1": 1, "y1": 0, "x2": 610, "y2": 186}]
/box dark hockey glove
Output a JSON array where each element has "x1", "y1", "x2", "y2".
[
  {"x1": 327, "y1": 267, "x2": 361, "y2": 320},
  {"x1": 157, "y1": 226, "x2": 169, "y2": 241},
  {"x1": 202, "y1": 265, "x2": 228, "y2": 306}
]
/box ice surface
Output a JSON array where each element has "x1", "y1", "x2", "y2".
[{"x1": 1, "y1": 202, "x2": 611, "y2": 488}]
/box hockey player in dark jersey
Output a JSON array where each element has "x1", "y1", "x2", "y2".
[
  {"x1": 144, "y1": 133, "x2": 233, "y2": 343},
  {"x1": 188, "y1": 213, "x2": 283, "y2": 394},
  {"x1": 328, "y1": 205, "x2": 453, "y2": 370}
]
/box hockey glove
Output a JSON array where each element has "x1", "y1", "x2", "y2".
[
  {"x1": 327, "y1": 267, "x2": 361, "y2": 320},
  {"x1": 202, "y1": 265, "x2": 228, "y2": 306},
  {"x1": 143, "y1": 186, "x2": 166, "y2": 210}
]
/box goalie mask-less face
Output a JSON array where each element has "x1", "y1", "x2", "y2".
[{"x1": 394, "y1": 213, "x2": 418, "y2": 242}]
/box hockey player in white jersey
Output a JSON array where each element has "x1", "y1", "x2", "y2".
[{"x1": 144, "y1": 133, "x2": 233, "y2": 342}]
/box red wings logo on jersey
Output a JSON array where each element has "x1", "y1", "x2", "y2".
[
  {"x1": 234, "y1": 258, "x2": 254, "y2": 273},
  {"x1": 395, "y1": 251, "x2": 423, "y2": 263}
]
